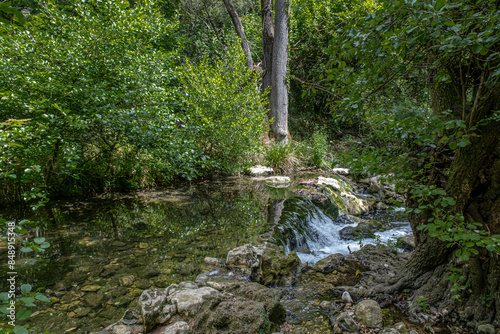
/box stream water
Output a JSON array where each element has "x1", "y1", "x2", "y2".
[{"x1": 0, "y1": 175, "x2": 411, "y2": 333}]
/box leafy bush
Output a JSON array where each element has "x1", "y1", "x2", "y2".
[
  {"x1": 310, "y1": 128, "x2": 329, "y2": 168},
  {"x1": 178, "y1": 45, "x2": 266, "y2": 176}
]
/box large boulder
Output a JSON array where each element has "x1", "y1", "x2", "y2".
[
  {"x1": 355, "y1": 299, "x2": 383, "y2": 328},
  {"x1": 226, "y1": 244, "x2": 263, "y2": 275},
  {"x1": 226, "y1": 243, "x2": 300, "y2": 286},
  {"x1": 98, "y1": 280, "x2": 286, "y2": 334},
  {"x1": 251, "y1": 243, "x2": 301, "y2": 286}
]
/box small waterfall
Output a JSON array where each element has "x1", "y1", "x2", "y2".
[{"x1": 272, "y1": 196, "x2": 412, "y2": 264}]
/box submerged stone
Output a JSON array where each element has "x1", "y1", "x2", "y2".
[{"x1": 246, "y1": 165, "x2": 274, "y2": 176}]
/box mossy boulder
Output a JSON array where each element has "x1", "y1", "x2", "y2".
[
  {"x1": 250, "y1": 243, "x2": 301, "y2": 286},
  {"x1": 338, "y1": 219, "x2": 386, "y2": 240}
]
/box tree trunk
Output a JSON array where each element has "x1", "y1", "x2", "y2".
[
  {"x1": 270, "y1": 0, "x2": 289, "y2": 144},
  {"x1": 261, "y1": 0, "x2": 274, "y2": 115},
  {"x1": 222, "y1": 0, "x2": 253, "y2": 70},
  {"x1": 372, "y1": 69, "x2": 500, "y2": 328}
]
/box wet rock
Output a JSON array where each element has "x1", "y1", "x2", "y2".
[
  {"x1": 333, "y1": 215, "x2": 363, "y2": 225},
  {"x1": 251, "y1": 243, "x2": 301, "y2": 286},
  {"x1": 136, "y1": 279, "x2": 153, "y2": 290},
  {"x1": 145, "y1": 268, "x2": 161, "y2": 278},
  {"x1": 335, "y1": 312, "x2": 359, "y2": 332},
  {"x1": 397, "y1": 235, "x2": 415, "y2": 251},
  {"x1": 84, "y1": 292, "x2": 104, "y2": 308},
  {"x1": 111, "y1": 241, "x2": 127, "y2": 247},
  {"x1": 119, "y1": 275, "x2": 135, "y2": 287},
  {"x1": 138, "y1": 289, "x2": 169, "y2": 331},
  {"x1": 477, "y1": 324, "x2": 495, "y2": 334},
  {"x1": 122, "y1": 309, "x2": 141, "y2": 325},
  {"x1": 81, "y1": 285, "x2": 102, "y2": 292},
  {"x1": 355, "y1": 299, "x2": 383, "y2": 328},
  {"x1": 74, "y1": 307, "x2": 91, "y2": 317},
  {"x1": 338, "y1": 219, "x2": 385, "y2": 240},
  {"x1": 102, "y1": 264, "x2": 121, "y2": 277},
  {"x1": 342, "y1": 291, "x2": 353, "y2": 304},
  {"x1": 139, "y1": 243, "x2": 149, "y2": 249},
  {"x1": 61, "y1": 290, "x2": 84, "y2": 303},
  {"x1": 67, "y1": 312, "x2": 76, "y2": 318},
  {"x1": 246, "y1": 165, "x2": 274, "y2": 176}
]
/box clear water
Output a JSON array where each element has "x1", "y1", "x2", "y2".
[{"x1": 0, "y1": 175, "x2": 411, "y2": 333}]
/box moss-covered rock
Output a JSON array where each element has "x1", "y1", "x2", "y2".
[{"x1": 251, "y1": 243, "x2": 301, "y2": 286}]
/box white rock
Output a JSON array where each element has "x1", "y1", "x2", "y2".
[
  {"x1": 331, "y1": 168, "x2": 350, "y2": 175},
  {"x1": 318, "y1": 177, "x2": 343, "y2": 191},
  {"x1": 246, "y1": 165, "x2": 274, "y2": 176},
  {"x1": 169, "y1": 287, "x2": 218, "y2": 317},
  {"x1": 342, "y1": 291, "x2": 353, "y2": 303},
  {"x1": 157, "y1": 321, "x2": 190, "y2": 334}
]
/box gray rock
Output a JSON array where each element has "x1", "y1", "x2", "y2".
[
  {"x1": 393, "y1": 322, "x2": 408, "y2": 334},
  {"x1": 100, "y1": 324, "x2": 145, "y2": 334},
  {"x1": 408, "y1": 331, "x2": 418, "y2": 334},
  {"x1": 336, "y1": 312, "x2": 359, "y2": 331},
  {"x1": 246, "y1": 165, "x2": 274, "y2": 176},
  {"x1": 226, "y1": 244, "x2": 263, "y2": 274},
  {"x1": 355, "y1": 299, "x2": 383, "y2": 328},
  {"x1": 380, "y1": 328, "x2": 400, "y2": 334},
  {"x1": 168, "y1": 286, "x2": 218, "y2": 317},
  {"x1": 339, "y1": 220, "x2": 385, "y2": 240},
  {"x1": 138, "y1": 289, "x2": 169, "y2": 331},
  {"x1": 342, "y1": 291, "x2": 353, "y2": 304},
  {"x1": 155, "y1": 321, "x2": 190, "y2": 334},
  {"x1": 477, "y1": 324, "x2": 495, "y2": 334},
  {"x1": 204, "y1": 257, "x2": 223, "y2": 267}
]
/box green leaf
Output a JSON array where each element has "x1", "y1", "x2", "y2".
[
  {"x1": 34, "y1": 237, "x2": 45, "y2": 244},
  {"x1": 20, "y1": 284, "x2": 32, "y2": 294},
  {"x1": 35, "y1": 294, "x2": 51, "y2": 303},
  {"x1": 472, "y1": 44, "x2": 483, "y2": 54},
  {"x1": 13, "y1": 326, "x2": 29, "y2": 334},
  {"x1": 436, "y1": 0, "x2": 446, "y2": 11},
  {"x1": 16, "y1": 308, "x2": 32, "y2": 320},
  {"x1": 20, "y1": 297, "x2": 35, "y2": 304},
  {"x1": 20, "y1": 247, "x2": 33, "y2": 253}
]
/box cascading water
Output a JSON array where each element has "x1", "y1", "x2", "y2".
[{"x1": 272, "y1": 196, "x2": 412, "y2": 264}]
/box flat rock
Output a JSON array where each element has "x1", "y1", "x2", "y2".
[
  {"x1": 246, "y1": 165, "x2": 274, "y2": 176},
  {"x1": 169, "y1": 286, "x2": 218, "y2": 317}
]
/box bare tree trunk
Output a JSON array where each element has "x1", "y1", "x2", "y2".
[
  {"x1": 261, "y1": 0, "x2": 274, "y2": 114},
  {"x1": 270, "y1": 0, "x2": 289, "y2": 144},
  {"x1": 222, "y1": 0, "x2": 253, "y2": 70}
]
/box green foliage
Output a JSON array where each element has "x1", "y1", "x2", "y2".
[
  {"x1": 179, "y1": 45, "x2": 266, "y2": 176},
  {"x1": 310, "y1": 127, "x2": 329, "y2": 168},
  {"x1": 445, "y1": 268, "x2": 467, "y2": 301},
  {"x1": 410, "y1": 185, "x2": 500, "y2": 261},
  {"x1": 264, "y1": 143, "x2": 298, "y2": 174},
  {"x1": 416, "y1": 297, "x2": 430, "y2": 312},
  {"x1": 0, "y1": 0, "x2": 182, "y2": 199}
]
